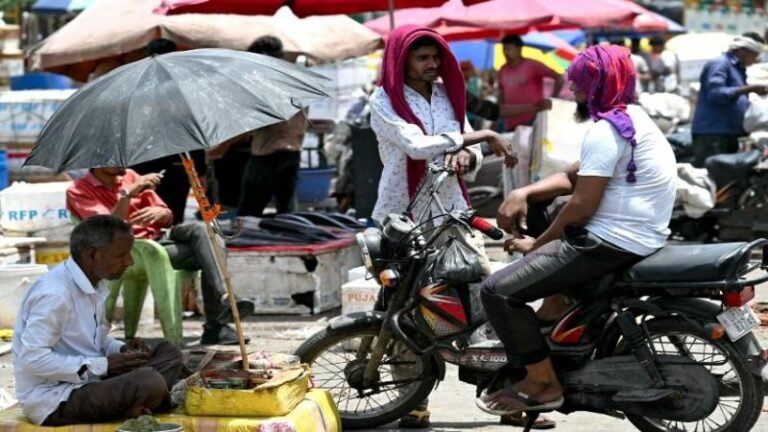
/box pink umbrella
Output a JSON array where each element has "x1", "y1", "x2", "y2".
[
  {"x1": 368, "y1": 0, "x2": 663, "y2": 41},
  {"x1": 626, "y1": 10, "x2": 685, "y2": 33},
  {"x1": 157, "y1": 0, "x2": 488, "y2": 17},
  {"x1": 365, "y1": 0, "x2": 554, "y2": 40},
  {"x1": 448, "y1": 0, "x2": 644, "y2": 30}
]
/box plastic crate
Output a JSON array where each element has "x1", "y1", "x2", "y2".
[{"x1": 10, "y1": 72, "x2": 75, "y2": 90}]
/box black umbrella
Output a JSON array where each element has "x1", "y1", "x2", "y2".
[
  {"x1": 24, "y1": 48, "x2": 332, "y2": 368},
  {"x1": 24, "y1": 48, "x2": 331, "y2": 172}
]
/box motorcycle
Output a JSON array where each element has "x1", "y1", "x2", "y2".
[
  {"x1": 295, "y1": 164, "x2": 768, "y2": 432},
  {"x1": 669, "y1": 133, "x2": 768, "y2": 242}
]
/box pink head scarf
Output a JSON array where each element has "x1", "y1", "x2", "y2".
[
  {"x1": 567, "y1": 45, "x2": 639, "y2": 182},
  {"x1": 379, "y1": 25, "x2": 469, "y2": 201}
]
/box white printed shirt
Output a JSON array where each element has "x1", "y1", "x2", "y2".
[
  {"x1": 12, "y1": 259, "x2": 124, "y2": 424},
  {"x1": 370, "y1": 82, "x2": 482, "y2": 223}
]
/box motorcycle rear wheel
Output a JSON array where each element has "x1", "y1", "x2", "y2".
[
  {"x1": 295, "y1": 322, "x2": 439, "y2": 429},
  {"x1": 619, "y1": 318, "x2": 763, "y2": 432}
]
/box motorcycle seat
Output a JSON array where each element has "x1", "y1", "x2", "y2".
[
  {"x1": 620, "y1": 242, "x2": 750, "y2": 284},
  {"x1": 705, "y1": 149, "x2": 761, "y2": 189}
]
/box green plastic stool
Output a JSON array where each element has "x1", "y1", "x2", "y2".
[
  {"x1": 71, "y1": 215, "x2": 197, "y2": 345},
  {"x1": 103, "y1": 238, "x2": 198, "y2": 345}
]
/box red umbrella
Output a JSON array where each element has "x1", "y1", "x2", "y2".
[{"x1": 156, "y1": 0, "x2": 488, "y2": 16}]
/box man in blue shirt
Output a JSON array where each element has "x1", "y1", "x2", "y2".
[{"x1": 691, "y1": 33, "x2": 768, "y2": 167}]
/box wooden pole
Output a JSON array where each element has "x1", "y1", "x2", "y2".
[{"x1": 180, "y1": 153, "x2": 249, "y2": 370}]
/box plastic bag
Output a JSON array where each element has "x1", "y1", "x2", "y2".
[
  {"x1": 430, "y1": 236, "x2": 485, "y2": 283},
  {"x1": 744, "y1": 96, "x2": 768, "y2": 133}
]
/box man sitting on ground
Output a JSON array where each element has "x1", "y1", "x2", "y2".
[
  {"x1": 13, "y1": 216, "x2": 187, "y2": 426},
  {"x1": 67, "y1": 167, "x2": 255, "y2": 345}
]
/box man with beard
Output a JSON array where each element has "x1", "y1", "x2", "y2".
[{"x1": 477, "y1": 45, "x2": 676, "y2": 415}]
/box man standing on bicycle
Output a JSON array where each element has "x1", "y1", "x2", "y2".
[{"x1": 478, "y1": 45, "x2": 677, "y2": 415}]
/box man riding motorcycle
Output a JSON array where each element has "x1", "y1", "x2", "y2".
[{"x1": 478, "y1": 45, "x2": 678, "y2": 415}]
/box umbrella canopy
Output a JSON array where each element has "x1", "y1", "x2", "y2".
[
  {"x1": 365, "y1": 0, "x2": 554, "y2": 40},
  {"x1": 25, "y1": 48, "x2": 330, "y2": 172},
  {"x1": 31, "y1": 0, "x2": 95, "y2": 14},
  {"x1": 447, "y1": 0, "x2": 649, "y2": 31},
  {"x1": 29, "y1": 0, "x2": 382, "y2": 82},
  {"x1": 630, "y1": 10, "x2": 685, "y2": 33},
  {"x1": 156, "y1": 0, "x2": 488, "y2": 16},
  {"x1": 521, "y1": 31, "x2": 580, "y2": 60},
  {"x1": 451, "y1": 30, "x2": 580, "y2": 72}
]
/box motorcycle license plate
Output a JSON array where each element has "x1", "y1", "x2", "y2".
[{"x1": 717, "y1": 305, "x2": 760, "y2": 341}]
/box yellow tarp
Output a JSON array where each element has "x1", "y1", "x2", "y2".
[{"x1": 0, "y1": 389, "x2": 340, "y2": 432}]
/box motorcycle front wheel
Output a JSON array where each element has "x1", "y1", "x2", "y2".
[
  {"x1": 619, "y1": 318, "x2": 763, "y2": 432},
  {"x1": 295, "y1": 322, "x2": 439, "y2": 429}
]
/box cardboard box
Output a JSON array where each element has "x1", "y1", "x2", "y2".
[{"x1": 341, "y1": 277, "x2": 379, "y2": 315}]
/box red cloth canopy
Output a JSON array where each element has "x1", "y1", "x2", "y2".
[{"x1": 156, "y1": 0, "x2": 488, "y2": 16}]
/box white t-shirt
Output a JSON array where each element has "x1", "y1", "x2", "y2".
[{"x1": 578, "y1": 105, "x2": 677, "y2": 256}]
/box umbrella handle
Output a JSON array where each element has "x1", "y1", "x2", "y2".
[
  {"x1": 181, "y1": 153, "x2": 221, "y2": 223},
  {"x1": 181, "y1": 153, "x2": 242, "y2": 239},
  {"x1": 180, "y1": 152, "x2": 249, "y2": 370}
]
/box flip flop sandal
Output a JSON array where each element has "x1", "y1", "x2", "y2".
[
  {"x1": 475, "y1": 389, "x2": 564, "y2": 416},
  {"x1": 500, "y1": 413, "x2": 557, "y2": 429},
  {"x1": 398, "y1": 409, "x2": 431, "y2": 428}
]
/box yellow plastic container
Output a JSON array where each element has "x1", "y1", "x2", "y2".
[{"x1": 185, "y1": 365, "x2": 310, "y2": 417}]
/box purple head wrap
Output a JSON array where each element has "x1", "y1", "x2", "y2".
[{"x1": 567, "y1": 45, "x2": 639, "y2": 183}]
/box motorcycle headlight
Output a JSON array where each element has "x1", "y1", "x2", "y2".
[{"x1": 356, "y1": 230, "x2": 384, "y2": 278}]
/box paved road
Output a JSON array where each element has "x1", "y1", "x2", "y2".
[{"x1": 1, "y1": 314, "x2": 767, "y2": 431}]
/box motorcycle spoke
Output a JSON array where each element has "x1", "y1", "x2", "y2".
[{"x1": 308, "y1": 333, "x2": 428, "y2": 419}]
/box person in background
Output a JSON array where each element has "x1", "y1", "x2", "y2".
[
  {"x1": 210, "y1": 36, "x2": 308, "y2": 217},
  {"x1": 131, "y1": 38, "x2": 207, "y2": 225},
  {"x1": 13, "y1": 216, "x2": 187, "y2": 426},
  {"x1": 630, "y1": 37, "x2": 652, "y2": 95},
  {"x1": 461, "y1": 60, "x2": 552, "y2": 128},
  {"x1": 691, "y1": 33, "x2": 768, "y2": 167},
  {"x1": 647, "y1": 36, "x2": 679, "y2": 94},
  {"x1": 66, "y1": 168, "x2": 256, "y2": 345},
  {"x1": 498, "y1": 35, "x2": 564, "y2": 132}
]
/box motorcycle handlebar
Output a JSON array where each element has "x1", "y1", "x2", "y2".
[{"x1": 469, "y1": 216, "x2": 505, "y2": 240}]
